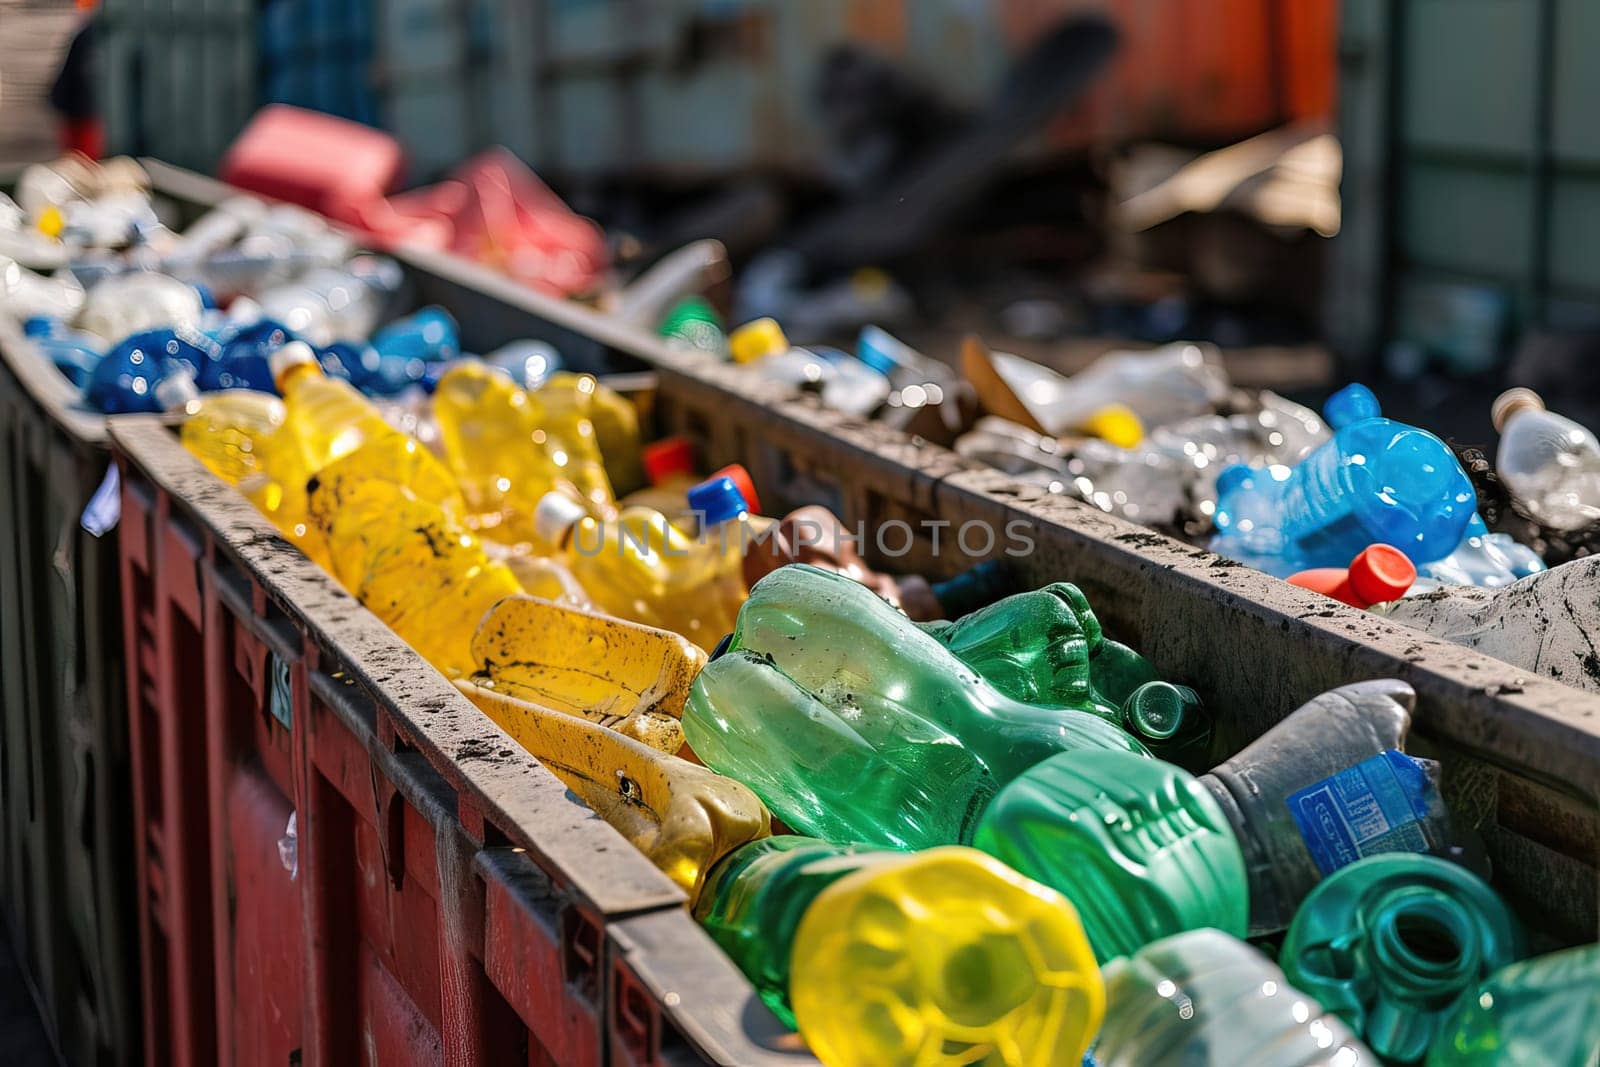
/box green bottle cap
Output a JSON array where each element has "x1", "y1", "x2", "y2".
[{"x1": 659, "y1": 297, "x2": 728, "y2": 356}]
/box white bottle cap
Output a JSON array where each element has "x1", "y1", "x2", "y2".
[
  {"x1": 533, "y1": 491, "x2": 587, "y2": 546},
  {"x1": 268, "y1": 340, "x2": 319, "y2": 387},
  {"x1": 155, "y1": 368, "x2": 201, "y2": 412}
]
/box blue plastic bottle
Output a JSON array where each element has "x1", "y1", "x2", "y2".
[
  {"x1": 203, "y1": 318, "x2": 296, "y2": 394},
  {"x1": 25, "y1": 316, "x2": 105, "y2": 389},
  {"x1": 1210, "y1": 384, "x2": 1474, "y2": 576},
  {"x1": 82, "y1": 330, "x2": 205, "y2": 413},
  {"x1": 364, "y1": 306, "x2": 460, "y2": 395}
]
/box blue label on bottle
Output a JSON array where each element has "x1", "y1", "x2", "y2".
[{"x1": 1286, "y1": 749, "x2": 1433, "y2": 876}]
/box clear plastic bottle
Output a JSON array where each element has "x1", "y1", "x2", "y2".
[
  {"x1": 1491, "y1": 387, "x2": 1600, "y2": 531},
  {"x1": 1281, "y1": 853, "x2": 1524, "y2": 1064},
  {"x1": 1426, "y1": 942, "x2": 1600, "y2": 1066},
  {"x1": 1, "y1": 254, "x2": 85, "y2": 322},
  {"x1": 971, "y1": 342, "x2": 1229, "y2": 437},
  {"x1": 1412, "y1": 513, "x2": 1546, "y2": 590},
  {"x1": 728, "y1": 317, "x2": 892, "y2": 418},
  {"x1": 76, "y1": 270, "x2": 201, "y2": 342},
  {"x1": 1210, "y1": 384, "x2": 1476, "y2": 577},
  {"x1": 255, "y1": 255, "x2": 401, "y2": 345},
  {"x1": 1199, "y1": 679, "x2": 1469, "y2": 935},
  {"x1": 1095, "y1": 929, "x2": 1375, "y2": 1066}
]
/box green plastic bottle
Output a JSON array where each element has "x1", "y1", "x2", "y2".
[
  {"x1": 1426, "y1": 943, "x2": 1600, "y2": 1066},
  {"x1": 1281, "y1": 853, "x2": 1525, "y2": 1064},
  {"x1": 659, "y1": 296, "x2": 728, "y2": 357},
  {"x1": 694, "y1": 836, "x2": 1107, "y2": 1067},
  {"x1": 918, "y1": 581, "x2": 1159, "y2": 721},
  {"x1": 972, "y1": 748, "x2": 1248, "y2": 961},
  {"x1": 683, "y1": 565, "x2": 1150, "y2": 850},
  {"x1": 1119, "y1": 681, "x2": 1212, "y2": 768},
  {"x1": 1096, "y1": 928, "x2": 1376, "y2": 1066}
]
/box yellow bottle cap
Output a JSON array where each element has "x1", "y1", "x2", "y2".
[
  {"x1": 1079, "y1": 403, "x2": 1144, "y2": 448},
  {"x1": 728, "y1": 317, "x2": 789, "y2": 365},
  {"x1": 791, "y1": 846, "x2": 1104, "y2": 1067},
  {"x1": 36, "y1": 205, "x2": 65, "y2": 239}
]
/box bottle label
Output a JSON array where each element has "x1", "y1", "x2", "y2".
[{"x1": 1286, "y1": 749, "x2": 1433, "y2": 875}]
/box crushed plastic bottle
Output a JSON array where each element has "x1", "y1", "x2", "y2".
[
  {"x1": 1095, "y1": 929, "x2": 1375, "y2": 1066},
  {"x1": 682, "y1": 564, "x2": 1150, "y2": 851},
  {"x1": 1, "y1": 255, "x2": 85, "y2": 322},
  {"x1": 76, "y1": 270, "x2": 202, "y2": 342},
  {"x1": 538, "y1": 371, "x2": 646, "y2": 497},
  {"x1": 965, "y1": 341, "x2": 1229, "y2": 437},
  {"x1": 1211, "y1": 384, "x2": 1476, "y2": 577},
  {"x1": 728, "y1": 317, "x2": 892, "y2": 418},
  {"x1": 461, "y1": 675, "x2": 769, "y2": 899},
  {"x1": 83, "y1": 328, "x2": 214, "y2": 414},
  {"x1": 1491, "y1": 387, "x2": 1600, "y2": 531},
  {"x1": 256, "y1": 255, "x2": 402, "y2": 345},
  {"x1": 1281, "y1": 853, "x2": 1524, "y2": 1064},
  {"x1": 1413, "y1": 513, "x2": 1546, "y2": 590},
  {"x1": 1202, "y1": 680, "x2": 1472, "y2": 935}
]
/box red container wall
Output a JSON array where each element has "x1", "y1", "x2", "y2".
[{"x1": 113, "y1": 456, "x2": 641, "y2": 1067}]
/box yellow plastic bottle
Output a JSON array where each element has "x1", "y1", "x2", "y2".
[
  {"x1": 461, "y1": 595, "x2": 706, "y2": 753},
  {"x1": 532, "y1": 477, "x2": 749, "y2": 649},
  {"x1": 459, "y1": 679, "x2": 769, "y2": 901},
  {"x1": 160, "y1": 372, "x2": 332, "y2": 570},
  {"x1": 790, "y1": 847, "x2": 1105, "y2": 1067},
  {"x1": 312, "y1": 478, "x2": 523, "y2": 676},
  {"x1": 537, "y1": 371, "x2": 645, "y2": 497},
  {"x1": 269, "y1": 340, "x2": 404, "y2": 473},
  {"x1": 432, "y1": 361, "x2": 614, "y2": 541}
]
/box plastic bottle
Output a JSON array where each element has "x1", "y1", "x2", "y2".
[
  {"x1": 463, "y1": 595, "x2": 706, "y2": 753},
  {"x1": 1281, "y1": 853, "x2": 1524, "y2": 1064},
  {"x1": 620, "y1": 438, "x2": 763, "y2": 523},
  {"x1": 271, "y1": 340, "x2": 418, "y2": 473},
  {"x1": 973, "y1": 748, "x2": 1249, "y2": 960},
  {"x1": 1288, "y1": 544, "x2": 1417, "y2": 608},
  {"x1": 1377, "y1": 554, "x2": 1600, "y2": 696},
  {"x1": 917, "y1": 581, "x2": 1159, "y2": 721},
  {"x1": 1426, "y1": 942, "x2": 1600, "y2": 1066},
  {"x1": 531, "y1": 477, "x2": 750, "y2": 648},
  {"x1": 1201, "y1": 679, "x2": 1467, "y2": 935},
  {"x1": 1491, "y1": 387, "x2": 1600, "y2": 531},
  {"x1": 431, "y1": 360, "x2": 612, "y2": 540},
  {"x1": 855, "y1": 325, "x2": 976, "y2": 445},
  {"x1": 682, "y1": 564, "x2": 1150, "y2": 851},
  {"x1": 782, "y1": 844, "x2": 1103, "y2": 1067},
  {"x1": 255, "y1": 255, "x2": 401, "y2": 345},
  {"x1": 201, "y1": 317, "x2": 295, "y2": 393},
  {"x1": 76, "y1": 270, "x2": 202, "y2": 342},
  {"x1": 1094, "y1": 929, "x2": 1375, "y2": 1066},
  {"x1": 658, "y1": 296, "x2": 728, "y2": 357},
  {"x1": 1064, "y1": 438, "x2": 1193, "y2": 528},
  {"x1": 728, "y1": 317, "x2": 892, "y2": 418},
  {"x1": 312, "y1": 478, "x2": 521, "y2": 676},
  {"x1": 462, "y1": 678, "x2": 769, "y2": 900},
  {"x1": 1413, "y1": 513, "x2": 1546, "y2": 590},
  {"x1": 537, "y1": 371, "x2": 646, "y2": 497},
  {"x1": 160, "y1": 372, "x2": 287, "y2": 487},
  {"x1": 1118, "y1": 681, "x2": 1212, "y2": 768},
  {"x1": 742, "y1": 503, "x2": 1016, "y2": 622},
  {"x1": 1210, "y1": 384, "x2": 1476, "y2": 577},
  {"x1": 82, "y1": 329, "x2": 210, "y2": 414},
  {"x1": 2, "y1": 254, "x2": 85, "y2": 322},
  {"x1": 965, "y1": 341, "x2": 1229, "y2": 437},
  {"x1": 23, "y1": 316, "x2": 103, "y2": 388}
]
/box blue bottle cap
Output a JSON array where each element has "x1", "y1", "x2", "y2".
[
  {"x1": 857, "y1": 325, "x2": 907, "y2": 376},
  {"x1": 22, "y1": 316, "x2": 58, "y2": 338},
  {"x1": 686, "y1": 476, "x2": 749, "y2": 528},
  {"x1": 1323, "y1": 383, "x2": 1381, "y2": 430}
]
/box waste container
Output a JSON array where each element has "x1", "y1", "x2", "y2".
[{"x1": 11, "y1": 160, "x2": 1599, "y2": 1065}]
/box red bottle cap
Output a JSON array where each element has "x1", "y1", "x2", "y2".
[
  {"x1": 710, "y1": 463, "x2": 760, "y2": 514},
  {"x1": 642, "y1": 437, "x2": 698, "y2": 485},
  {"x1": 1347, "y1": 544, "x2": 1415, "y2": 606}
]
